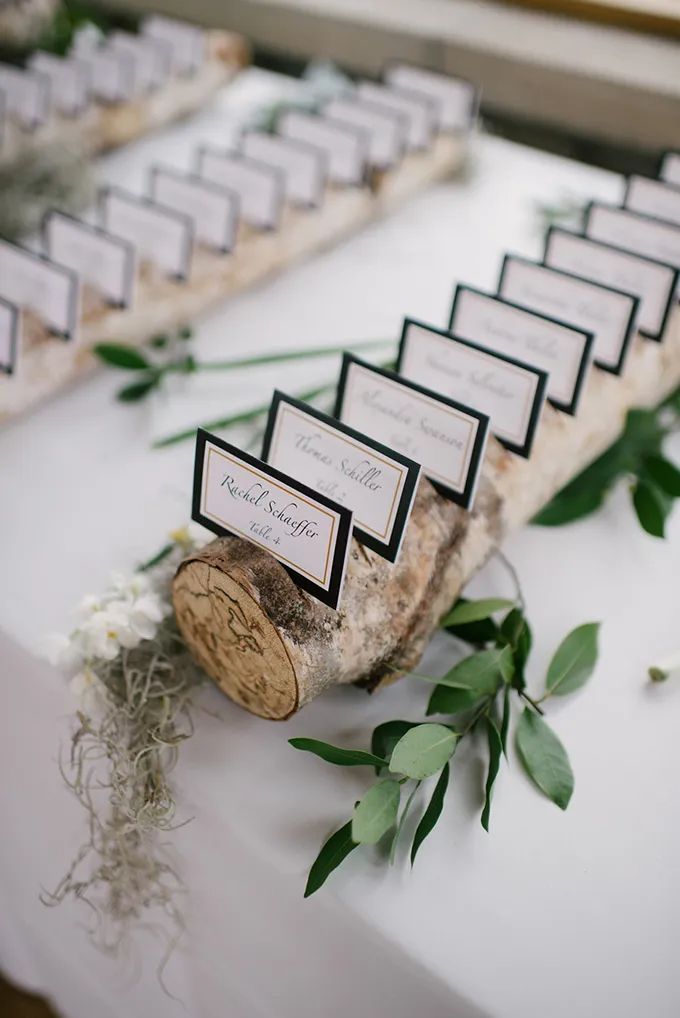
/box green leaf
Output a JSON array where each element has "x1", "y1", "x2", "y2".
[
  {"x1": 304, "y1": 820, "x2": 358, "y2": 897},
  {"x1": 643, "y1": 455, "x2": 680, "y2": 497},
  {"x1": 481, "y1": 718, "x2": 503, "y2": 832},
  {"x1": 389, "y1": 780, "x2": 421, "y2": 864},
  {"x1": 432, "y1": 646, "x2": 513, "y2": 696},
  {"x1": 93, "y1": 343, "x2": 150, "y2": 370},
  {"x1": 440, "y1": 597, "x2": 514, "y2": 628},
  {"x1": 545, "y1": 622, "x2": 600, "y2": 698},
  {"x1": 289, "y1": 738, "x2": 388, "y2": 769},
  {"x1": 443, "y1": 614, "x2": 499, "y2": 647},
  {"x1": 426, "y1": 684, "x2": 483, "y2": 716},
  {"x1": 371, "y1": 720, "x2": 419, "y2": 770},
  {"x1": 116, "y1": 377, "x2": 157, "y2": 402},
  {"x1": 389, "y1": 724, "x2": 458, "y2": 779},
  {"x1": 499, "y1": 684, "x2": 511, "y2": 756},
  {"x1": 515, "y1": 709, "x2": 574, "y2": 810},
  {"x1": 532, "y1": 488, "x2": 604, "y2": 526},
  {"x1": 499, "y1": 609, "x2": 532, "y2": 690},
  {"x1": 632, "y1": 480, "x2": 668, "y2": 538},
  {"x1": 411, "y1": 762, "x2": 449, "y2": 865},
  {"x1": 352, "y1": 780, "x2": 401, "y2": 844}
]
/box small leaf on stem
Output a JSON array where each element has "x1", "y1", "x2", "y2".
[
  {"x1": 429, "y1": 646, "x2": 513, "y2": 697},
  {"x1": 117, "y1": 377, "x2": 158, "y2": 402},
  {"x1": 642, "y1": 456, "x2": 680, "y2": 498},
  {"x1": 390, "y1": 724, "x2": 458, "y2": 779},
  {"x1": 426, "y1": 684, "x2": 483, "y2": 717},
  {"x1": 411, "y1": 762, "x2": 449, "y2": 865},
  {"x1": 304, "y1": 820, "x2": 358, "y2": 897},
  {"x1": 481, "y1": 718, "x2": 502, "y2": 831},
  {"x1": 94, "y1": 343, "x2": 150, "y2": 370},
  {"x1": 289, "y1": 738, "x2": 388, "y2": 769},
  {"x1": 632, "y1": 480, "x2": 668, "y2": 538},
  {"x1": 544, "y1": 622, "x2": 600, "y2": 698},
  {"x1": 352, "y1": 779, "x2": 401, "y2": 844},
  {"x1": 515, "y1": 709, "x2": 574, "y2": 810},
  {"x1": 440, "y1": 597, "x2": 514, "y2": 628},
  {"x1": 371, "y1": 720, "x2": 419, "y2": 771}
]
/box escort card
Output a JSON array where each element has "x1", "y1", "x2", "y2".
[
  {"x1": 0, "y1": 297, "x2": 19, "y2": 375},
  {"x1": 278, "y1": 110, "x2": 368, "y2": 187},
  {"x1": 499, "y1": 254, "x2": 638, "y2": 375},
  {"x1": 27, "y1": 53, "x2": 89, "y2": 117},
  {"x1": 192, "y1": 429, "x2": 353, "y2": 610},
  {"x1": 43, "y1": 211, "x2": 136, "y2": 308},
  {"x1": 334, "y1": 354, "x2": 489, "y2": 509},
  {"x1": 585, "y1": 203, "x2": 680, "y2": 282},
  {"x1": 100, "y1": 187, "x2": 193, "y2": 280},
  {"x1": 150, "y1": 166, "x2": 239, "y2": 253},
  {"x1": 0, "y1": 240, "x2": 79, "y2": 338},
  {"x1": 242, "y1": 132, "x2": 326, "y2": 207},
  {"x1": 323, "y1": 97, "x2": 406, "y2": 168},
  {"x1": 78, "y1": 47, "x2": 133, "y2": 103},
  {"x1": 0, "y1": 65, "x2": 49, "y2": 129},
  {"x1": 383, "y1": 63, "x2": 478, "y2": 132},
  {"x1": 262, "y1": 391, "x2": 420, "y2": 562},
  {"x1": 660, "y1": 152, "x2": 680, "y2": 187},
  {"x1": 108, "y1": 31, "x2": 171, "y2": 93},
  {"x1": 196, "y1": 148, "x2": 284, "y2": 230},
  {"x1": 356, "y1": 80, "x2": 436, "y2": 151},
  {"x1": 625, "y1": 175, "x2": 680, "y2": 227},
  {"x1": 544, "y1": 227, "x2": 677, "y2": 341},
  {"x1": 397, "y1": 318, "x2": 547, "y2": 458},
  {"x1": 449, "y1": 286, "x2": 592, "y2": 415},
  {"x1": 143, "y1": 15, "x2": 206, "y2": 75}
]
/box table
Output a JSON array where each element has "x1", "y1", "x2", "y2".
[{"x1": 1, "y1": 68, "x2": 679, "y2": 1018}]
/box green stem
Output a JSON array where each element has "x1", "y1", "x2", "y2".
[
  {"x1": 520, "y1": 690, "x2": 545, "y2": 716},
  {"x1": 137, "y1": 543, "x2": 174, "y2": 572},
  {"x1": 188, "y1": 339, "x2": 393, "y2": 373}
]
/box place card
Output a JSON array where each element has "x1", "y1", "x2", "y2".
[
  {"x1": 196, "y1": 148, "x2": 284, "y2": 230},
  {"x1": 27, "y1": 52, "x2": 89, "y2": 117},
  {"x1": 192, "y1": 429, "x2": 353, "y2": 610},
  {"x1": 499, "y1": 254, "x2": 638, "y2": 375},
  {"x1": 78, "y1": 47, "x2": 133, "y2": 103},
  {"x1": 335, "y1": 354, "x2": 489, "y2": 509},
  {"x1": 278, "y1": 110, "x2": 368, "y2": 187},
  {"x1": 585, "y1": 202, "x2": 680, "y2": 281},
  {"x1": 659, "y1": 152, "x2": 680, "y2": 187},
  {"x1": 241, "y1": 132, "x2": 326, "y2": 207},
  {"x1": 99, "y1": 187, "x2": 193, "y2": 280},
  {"x1": 397, "y1": 318, "x2": 547, "y2": 458},
  {"x1": 142, "y1": 14, "x2": 206, "y2": 75},
  {"x1": 0, "y1": 298, "x2": 19, "y2": 375},
  {"x1": 0, "y1": 65, "x2": 50, "y2": 129},
  {"x1": 43, "y1": 210, "x2": 136, "y2": 308},
  {"x1": 383, "y1": 63, "x2": 478, "y2": 132},
  {"x1": 356, "y1": 80, "x2": 436, "y2": 151},
  {"x1": 323, "y1": 97, "x2": 406, "y2": 168},
  {"x1": 0, "y1": 240, "x2": 79, "y2": 338},
  {"x1": 544, "y1": 227, "x2": 677, "y2": 341},
  {"x1": 449, "y1": 286, "x2": 593, "y2": 415},
  {"x1": 108, "y1": 31, "x2": 171, "y2": 93},
  {"x1": 262, "y1": 391, "x2": 420, "y2": 562},
  {"x1": 625, "y1": 175, "x2": 680, "y2": 227},
  {"x1": 150, "y1": 165, "x2": 239, "y2": 253}
]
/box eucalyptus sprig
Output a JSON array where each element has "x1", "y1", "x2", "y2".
[
  {"x1": 291, "y1": 588, "x2": 600, "y2": 896},
  {"x1": 535, "y1": 392, "x2": 680, "y2": 537}
]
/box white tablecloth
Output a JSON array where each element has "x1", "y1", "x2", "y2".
[{"x1": 1, "y1": 69, "x2": 679, "y2": 1018}]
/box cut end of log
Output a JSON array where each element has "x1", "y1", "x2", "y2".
[{"x1": 173, "y1": 550, "x2": 299, "y2": 719}]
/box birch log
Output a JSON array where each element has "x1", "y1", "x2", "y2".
[{"x1": 172, "y1": 310, "x2": 680, "y2": 719}]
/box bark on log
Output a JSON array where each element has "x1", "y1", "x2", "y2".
[{"x1": 172, "y1": 310, "x2": 680, "y2": 719}]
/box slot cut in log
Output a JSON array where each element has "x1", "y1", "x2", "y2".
[{"x1": 172, "y1": 310, "x2": 680, "y2": 719}]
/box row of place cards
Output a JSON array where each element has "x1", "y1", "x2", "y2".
[
  {"x1": 0, "y1": 16, "x2": 208, "y2": 135},
  {"x1": 190, "y1": 152, "x2": 680, "y2": 611},
  {"x1": 0, "y1": 62, "x2": 479, "y2": 376}
]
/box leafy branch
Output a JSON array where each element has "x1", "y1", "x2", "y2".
[
  {"x1": 291, "y1": 585, "x2": 600, "y2": 896},
  {"x1": 535, "y1": 391, "x2": 680, "y2": 537}
]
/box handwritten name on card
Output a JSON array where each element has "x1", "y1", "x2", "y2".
[
  {"x1": 100, "y1": 187, "x2": 193, "y2": 280},
  {"x1": 0, "y1": 241, "x2": 79, "y2": 338},
  {"x1": 383, "y1": 63, "x2": 478, "y2": 132},
  {"x1": 585, "y1": 203, "x2": 680, "y2": 281},
  {"x1": 242, "y1": 132, "x2": 326, "y2": 207},
  {"x1": 193, "y1": 430, "x2": 353, "y2": 610},
  {"x1": 278, "y1": 110, "x2": 368, "y2": 187},
  {"x1": 499, "y1": 255, "x2": 638, "y2": 375},
  {"x1": 625, "y1": 175, "x2": 680, "y2": 227},
  {"x1": 263, "y1": 392, "x2": 420, "y2": 562},
  {"x1": 44, "y1": 211, "x2": 136, "y2": 308},
  {"x1": 544, "y1": 227, "x2": 677, "y2": 341},
  {"x1": 323, "y1": 97, "x2": 406, "y2": 168},
  {"x1": 0, "y1": 298, "x2": 19, "y2": 374},
  {"x1": 335, "y1": 355, "x2": 489, "y2": 509},
  {"x1": 196, "y1": 148, "x2": 283, "y2": 230},
  {"x1": 449, "y1": 286, "x2": 593, "y2": 415},
  {"x1": 150, "y1": 166, "x2": 239, "y2": 253},
  {"x1": 397, "y1": 318, "x2": 546, "y2": 458},
  {"x1": 356, "y1": 80, "x2": 436, "y2": 151}
]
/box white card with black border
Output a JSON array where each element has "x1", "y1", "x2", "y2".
[
  {"x1": 323, "y1": 97, "x2": 406, "y2": 168},
  {"x1": 625, "y1": 175, "x2": 680, "y2": 227},
  {"x1": 585, "y1": 202, "x2": 680, "y2": 283},
  {"x1": 0, "y1": 240, "x2": 79, "y2": 339},
  {"x1": 278, "y1": 110, "x2": 368, "y2": 187},
  {"x1": 0, "y1": 297, "x2": 19, "y2": 375},
  {"x1": 99, "y1": 187, "x2": 193, "y2": 281},
  {"x1": 150, "y1": 166, "x2": 239, "y2": 253},
  {"x1": 43, "y1": 210, "x2": 136, "y2": 308},
  {"x1": 196, "y1": 148, "x2": 284, "y2": 230}
]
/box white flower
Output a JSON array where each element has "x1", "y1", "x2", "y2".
[
  {"x1": 79, "y1": 607, "x2": 133, "y2": 659},
  {"x1": 42, "y1": 633, "x2": 83, "y2": 671}
]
